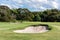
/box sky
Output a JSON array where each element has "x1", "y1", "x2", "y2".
[{"x1": 0, "y1": 0, "x2": 60, "y2": 11}]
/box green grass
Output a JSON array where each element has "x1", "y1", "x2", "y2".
[{"x1": 0, "y1": 22, "x2": 60, "y2": 40}]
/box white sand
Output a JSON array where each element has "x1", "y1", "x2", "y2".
[{"x1": 13, "y1": 26, "x2": 48, "y2": 33}]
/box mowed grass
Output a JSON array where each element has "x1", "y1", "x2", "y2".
[{"x1": 0, "y1": 22, "x2": 60, "y2": 40}]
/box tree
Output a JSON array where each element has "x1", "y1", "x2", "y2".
[
  {"x1": 16, "y1": 8, "x2": 34, "y2": 21},
  {"x1": 32, "y1": 12, "x2": 41, "y2": 21},
  {"x1": 0, "y1": 5, "x2": 16, "y2": 22}
]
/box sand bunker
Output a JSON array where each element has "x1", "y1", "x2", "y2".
[{"x1": 13, "y1": 24, "x2": 50, "y2": 33}]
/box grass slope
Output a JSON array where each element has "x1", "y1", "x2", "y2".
[{"x1": 0, "y1": 22, "x2": 60, "y2": 40}]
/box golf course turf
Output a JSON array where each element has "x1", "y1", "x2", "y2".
[{"x1": 0, "y1": 22, "x2": 60, "y2": 40}]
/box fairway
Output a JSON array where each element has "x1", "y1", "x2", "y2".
[{"x1": 0, "y1": 22, "x2": 60, "y2": 40}]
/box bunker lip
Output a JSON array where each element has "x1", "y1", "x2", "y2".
[{"x1": 13, "y1": 24, "x2": 50, "y2": 33}]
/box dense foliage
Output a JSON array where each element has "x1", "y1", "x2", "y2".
[
  {"x1": 0, "y1": 5, "x2": 16, "y2": 22},
  {"x1": 0, "y1": 5, "x2": 60, "y2": 22}
]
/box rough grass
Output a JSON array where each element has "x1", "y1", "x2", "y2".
[{"x1": 0, "y1": 22, "x2": 60, "y2": 40}]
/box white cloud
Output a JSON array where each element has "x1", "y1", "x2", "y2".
[
  {"x1": 0, "y1": 3, "x2": 20, "y2": 9},
  {"x1": 0, "y1": 4, "x2": 12, "y2": 9},
  {"x1": 26, "y1": 0, "x2": 48, "y2": 10},
  {"x1": 52, "y1": 1, "x2": 58, "y2": 9},
  {"x1": 12, "y1": 0, "x2": 23, "y2": 3},
  {"x1": 36, "y1": 0, "x2": 48, "y2": 3},
  {"x1": 31, "y1": 0, "x2": 48, "y2": 3},
  {"x1": 12, "y1": 0, "x2": 60, "y2": 11},
  {"x1": 40, "y1": 6, "x2": 46, "y2": 9},
  {"x1": 25, "y1": 0, "x2": 31, "y2": 3},
  {"x1": 0, "y1": 0, "x2": 59, "y2": 11},
  {"x1": 32, "y1": 4, "x2": 41, "y2": 8}
]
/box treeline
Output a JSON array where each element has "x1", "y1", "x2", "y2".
[{"x1": 0, "y1": 5, "x2": 60, "y2": 22}]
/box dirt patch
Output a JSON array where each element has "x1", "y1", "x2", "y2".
[{"x1": 13, "y1": 24, "x2": 50, "y2": 33}]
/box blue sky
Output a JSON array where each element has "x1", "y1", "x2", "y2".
[{"x1": 0, "y1": 0, "x2": 60, "y2": 11}]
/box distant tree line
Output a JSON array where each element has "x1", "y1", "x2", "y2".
[{"x1": 0, "y1": 5, "x2": 60, "y2": 22}]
